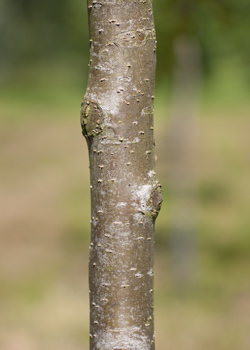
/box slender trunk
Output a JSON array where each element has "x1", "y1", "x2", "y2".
[{"x1": 81, "y1": 1, "x2": 162, "y2": 349}]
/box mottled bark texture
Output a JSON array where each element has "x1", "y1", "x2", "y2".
[{"x1": 81, "y1": 1, "x2": 162, "y2": 349}]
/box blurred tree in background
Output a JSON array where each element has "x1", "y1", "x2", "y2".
[{"x1": 155, "y1": 0, "x2": 250, "y2": 82}]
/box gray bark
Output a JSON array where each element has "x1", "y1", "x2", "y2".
[{"x1": 80, "y1": 1, "x2": 162, "y2": 349}]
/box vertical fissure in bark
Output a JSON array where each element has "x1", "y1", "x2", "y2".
[{"x1": 81, "y1": 1, "x2": 162, "y2": 349}]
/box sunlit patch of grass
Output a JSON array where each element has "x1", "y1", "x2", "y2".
[{"x1": 0, "y1": 268, "x2": 58, "y2": 305}]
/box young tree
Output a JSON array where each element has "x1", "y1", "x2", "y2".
[{"x1": 80, "y1": 0, "x2": 162, "y2": 349}]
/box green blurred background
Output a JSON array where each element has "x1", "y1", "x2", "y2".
[{"x1": 1, "y1": 0, "x2": 250, "y2": 349}]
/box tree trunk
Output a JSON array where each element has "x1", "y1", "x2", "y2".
[{"x1": 80, "y1": 1, "x2": 162, "y2": 349}]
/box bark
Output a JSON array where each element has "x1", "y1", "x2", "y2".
[{"x1": 80, "y1": 0, "x2": 162, "y2": 349}]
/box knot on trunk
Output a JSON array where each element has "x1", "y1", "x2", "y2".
[
  {"x1": 80, "y1": 99, "x2": 104, "y2": 139},
  {"x1": 133, "y1": 182, "x2": 163, "y2": 221},
  {"x1": 148, "y1": 182, "x2": 163, "y2": 220}
]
